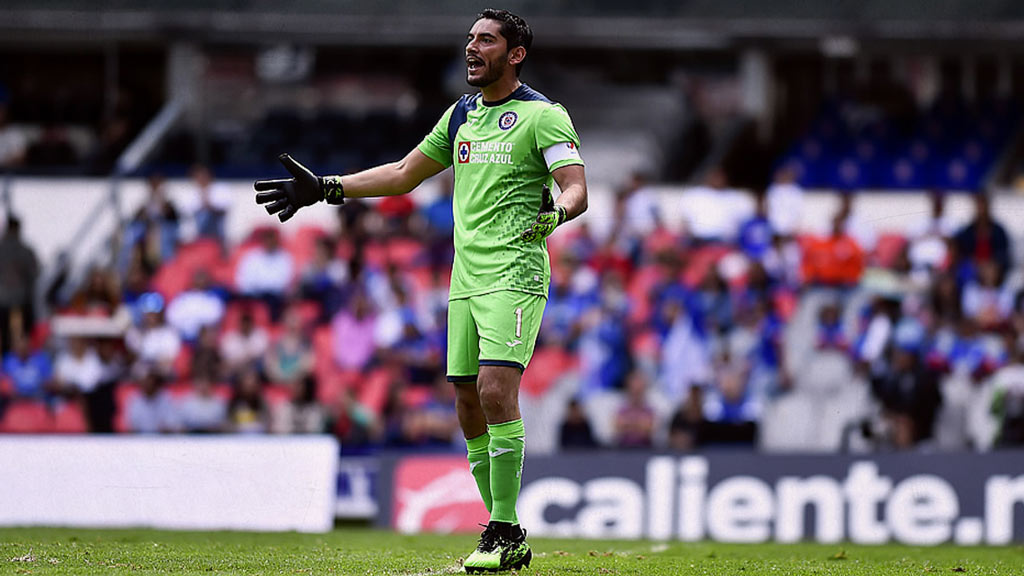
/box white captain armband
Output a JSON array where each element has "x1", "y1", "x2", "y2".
[{"x1": 542, "y1": 142, "x2": 582, "y2": 169}]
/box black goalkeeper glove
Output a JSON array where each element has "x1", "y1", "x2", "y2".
[
  {"x1": 521, "y1": 185, "x2": 568, "y2": 243},
  {"x1": 254, "y1": 153, "x2": 345, "y2": 223}
]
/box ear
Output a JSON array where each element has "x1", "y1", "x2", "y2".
[{"x1": 508, "y1": 46, "x2": 526, "y2": 69}]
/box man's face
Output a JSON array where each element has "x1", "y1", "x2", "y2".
[{"x1": 465, "y1": 18, "x2": 512, "y2": 87}]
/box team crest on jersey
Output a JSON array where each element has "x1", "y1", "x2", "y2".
[
  {"x1": 498, "y1": 111, "x2": 518, "y2": 130},
  {"x1": 457, "y1": 141, "x2": 471, "y2": 163}
]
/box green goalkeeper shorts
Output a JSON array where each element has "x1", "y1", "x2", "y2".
[{"x1": 446, "y1": 290, "x2": 546, "y2": 383}]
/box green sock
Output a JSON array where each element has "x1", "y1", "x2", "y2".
[
  {"x1": 466, "y1": 433, "x2": 492, "y2": 513},
  {"x1": 487, "y1": 419, "x2": 526, "y2": 524}
]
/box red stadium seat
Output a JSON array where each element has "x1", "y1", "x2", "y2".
[
  {"x1": 264, "y1": 384, "x2": 293, "y2": 407},
  {"x1": 222, "y1": 301, "x2": 272, "y2": 332},
  {"x1": 873, "y1": 233, "x2": 907, "y2": 268},
  {"x1": 285, "y1": 225, "x2": 330, "y2": 273},
  {"x1": 387, "y1": 238, "x2": 425, "y2": 268},
  {"x1": 53, "y1": 402, "x2": 89, "y2": 434},
  {"x1": 521, "y1": 346, "x2": 575, "y2": 397},
  {"x1": 173, "y1": 346, "x2": 193, "y2": 380},
  {"x1": 0, "y1": 400, "x2": 53, "y2": 433},
  {"x1": 401, "y1": 385, "x2": 433, "y2": 408},
  {"x1": 177, "y1": 239, "x2": 223, "y2": 269},
  {"x1": 357, "y1": 368, "x2": 392, "y2": 414}
]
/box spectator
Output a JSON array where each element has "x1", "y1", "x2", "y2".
[
  {"x1": 578, "y1": 277, "x2": 632, "y2": 396},
  {"x1": 229, "y1": 367, "x2": 268, "y2": 434},
  {"x1": 85, "y1": 116, "x2": 132, "y2": 175},
  {"x1": 401, "y1": 377, "x2": 459, "y2": 446},
  {"x1": 26, "y1": 124, "x2": 77, "y2": 167},
  {"x1": 299, "y1": 236, "x2": 348, "y2": 318},
  {"x1": 681, "y1": 167, "x2": 748, "y2": 244},
  {"x1": 121, "y1": 173, "x2": 179, "y2": 273},
  {"x1": 125, "y1": 293, "x2": 182, "y2": 379},
  {"x1": 816, "y1": 299, "x2": 849, "y2": 352},
  {"x1": 179, "y1": 163, "x2": 232, "y2": 242},
  {"x1": 0, "y1": 216, "x2": 39, "y2": 355},
  {"x1": 179, "y1": 375, "x2": 228, "y2": 433},
  {"x1": 331, "y1": 290, "x2": 378, "y2": 372},
  {"x1": 619, "y1": 171, "x2": 662, "y2": 240},
  {"x1": 270, "y1": 376, "x2": 326, "y2": 435},
  {"x1": 2, "y1": 334, "x2": 53, "y2": 401},
  {"x1": 954, "y1": 192, "x2": 1012, "y2": 282},
  {"x1": 0, "y1": 101, "x2": 27, "y2": 169},
  {"x1": 236, "y1": 228, "x2": 294, "y2": 321},
  {"x1": 668, "y1": 385, "x2": 710, "y2": 451},
  {"x1": 220, "y1": 310, "x2": 269, "y2": 379},
  {"x1": 737, "y1": 189, "x2": 774, "y2": 262},
  {"x1": 87, "y1": 337, "x2": 125, "y2": 433},
  {"x1": 704, "y1": 351, "x2": 760, "y2": 431},
  {"x1": 961, "y1": 260, "x2": 1014, "y2": 329},
  {"x1": 126, "y1": 371, "x2": 180, "y2": 434},
  {"x1": 801, "y1": 214, "x2": 864, "y2": 287},
  {"x1": 907, "y1": 189, "x2": 955, "y2": 276},
  {"x1": 166, "y1": 270, "x2": 227, "y2": 341},
  {"x1": 559, "y1": 398, "x2": 598, "y2": 450},
  {"x1": 264, "y1": 308, "x2": 314, "y2": 388},
  {"x1": 612, "y1": 369, "x2": 656, "y2": 448},
  {"x1": 659, "y1": 286, "x2": 712, "y2": 404},
  {"x1": 331, "y1": 388, "x2": 378, "y2": 447},
  {"x1": 68, "y1": 266, "x2": 120, "y2": 316},
  {"x1": 989, "y1": 344, "x2": 1024, "y2": 447},
  {"x1": 766, "y1": 163, "x2": 804, "y2": 238},
  {"x1": 870, "y1": 335, "x2": 942, "y2": 449},
  {"x1": 838, "y1": 191, "x2": 877, "y2": 253},
  {"x1": 191, "y1": 325, "x2": 224, "y2": 381},
  {"x1": 53, "y1": 337, "x2": 104, "y2": 397}
]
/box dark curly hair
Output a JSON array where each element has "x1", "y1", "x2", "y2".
[{"x1": 476, "y1": 8, "x2": 533, "y2": 77}]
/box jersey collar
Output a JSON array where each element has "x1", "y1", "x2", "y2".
[{"x1": 481, "y1": 83, "x2": 530, "y2": 107}]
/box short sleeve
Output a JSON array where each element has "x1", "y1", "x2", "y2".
[
  {"x1": 417, "y1": 103, "x2": 457, "y2": 168},
  {"x1": 535, "y1": 104, "x2": 584, "y2": 172}
]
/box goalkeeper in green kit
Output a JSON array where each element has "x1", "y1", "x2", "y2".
[{"x1": 254, "y1": 8, "x2": 587, "y2": 573}]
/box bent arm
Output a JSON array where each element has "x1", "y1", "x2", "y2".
[
  {"x1": 551, "y1": 163, "x2": 588, "y2": 222},
  {"x1": 339, "y1": 149, "x2": 446, "y2": 199}
]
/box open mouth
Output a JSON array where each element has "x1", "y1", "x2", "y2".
[{"x1": 466, "y1": 56, "x2": 484, "y2": 73}]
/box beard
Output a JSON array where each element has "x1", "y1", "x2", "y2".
[{"x1": 467, "y1": 56, "x2": 507, "y2": 87}]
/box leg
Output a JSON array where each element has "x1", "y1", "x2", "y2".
[
  {"x1": 453, "y1": 378, "x2": 492, "y2": 513},
  {"x1": 446, "y1": 299, "x2": 493, "y2": 511},
  {"x1": 464, "y1": 292, "x2": 542, "y2": 573},
  {"x1": 477, "y1": 365, "x2": 522, "y2": 425}
]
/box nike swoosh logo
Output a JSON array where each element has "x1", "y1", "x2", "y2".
[
  {"x1": 506, "y1": 340, "x2": 523, "y2": 348},
  {"x1": 488, "y1": 447, "x2": 514, "y2": 458}
]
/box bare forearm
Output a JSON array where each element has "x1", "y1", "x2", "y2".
[
  {"x1": 338, "y1": 149, "x2": 445, "y2": 199},
  {"x1": 555, "y1": 181, "x2": 588, "y2": 222},
  {"x1": 339, "y1": 162, "x2": 414, "y2": 199}
]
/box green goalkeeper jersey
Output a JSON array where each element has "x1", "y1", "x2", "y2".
[{"x1": 417, "y1": 84, "x2": 583, "y2": 300}]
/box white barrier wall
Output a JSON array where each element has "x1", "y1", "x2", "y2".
[
  {"x1": 5, "y1": 176, "x2": 1021, "y2": 271},
  {"x1": 0, "y1": 436, "x2": 339, "y2": 532}
]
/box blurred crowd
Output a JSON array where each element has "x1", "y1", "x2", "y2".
[{"x1": 1, "y1": 162, "x2": 1024, "y2": 454}]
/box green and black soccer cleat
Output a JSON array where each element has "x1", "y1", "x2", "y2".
[{"x1": 464, "y1": 523, "x2": 532, "y2": 573}]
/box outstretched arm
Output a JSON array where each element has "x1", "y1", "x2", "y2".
[
  {"x1": 254, "y1": 149, "x2": 446, "y2": 222},
  {"x1": 340, "y1": 148, "x2": 446, "y2": 199}
]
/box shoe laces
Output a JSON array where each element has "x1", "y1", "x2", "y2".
[{"x1": 476, "y1": 524, "x2": 500, "y2": 552}]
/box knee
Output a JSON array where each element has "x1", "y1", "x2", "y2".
[
  {"x1": 477, "y1": 382, "x2": 507, "y2": 415},
  {"x1": 454, "y1": 383, "x2": 481, "y2": 411}
]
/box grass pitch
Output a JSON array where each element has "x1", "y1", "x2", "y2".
[{"x1": 1, "y1": 526, "x2": 1022, "y2": 575}]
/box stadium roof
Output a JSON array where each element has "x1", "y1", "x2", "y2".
[{"x1": 3, "y1": 0, "x2": 1024, "y2": 48}]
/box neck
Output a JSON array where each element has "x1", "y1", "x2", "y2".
[{"x1": 481, "y1": 76, "x2": 521, "y2": 104}]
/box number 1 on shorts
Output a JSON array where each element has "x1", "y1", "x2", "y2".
[{"x1": 514, "y1": 307, "x2": 523, "y2": 339}]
